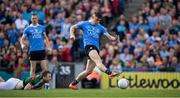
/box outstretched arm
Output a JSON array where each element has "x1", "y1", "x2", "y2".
[
  {"x1": 24, "y1": 83, "x2": 33, "y2": 90},
  {"x1": 24, "y1": 81, "x2": 43, "y2": 90},
  {"x1": 104, "y1": 33, "x2": 117, "y2": 41},
  {"x1": 70, "y1": 25, "x2": 78, "y2": 41}
]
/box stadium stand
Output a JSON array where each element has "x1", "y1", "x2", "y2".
[{"x1": 0, "y1": 0, "x2": 179, "y2": 80}]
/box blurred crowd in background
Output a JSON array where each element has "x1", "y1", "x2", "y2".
[{"x1": 0, "y1": 0, "x2": 179, "y2": 78}]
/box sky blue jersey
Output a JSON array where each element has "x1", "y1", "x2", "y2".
[
  {"x1": 76, "y1": 21, "x2": 107, "y2": 49},
  {"x1": 23, "y1": 24, "x2": 45, "y2": 52}
]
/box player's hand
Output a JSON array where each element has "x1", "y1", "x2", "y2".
[
  {"x1": 110, "y1": 36, "x2": 117, "y2": 41},
  {"x1": 21, "y1": 44, "x2": 28, "y2": 52},
  {"x1": 47, "y1": 47, "x2": 52, "y2": 51},
  {"x1": 70, "y1": 35, "x2": 75, "y2": 41},
  {"x1": 21, "y1": 44, "x2": 25, "y2": 49},
  {"x1": 47, "y1": 47, "x2": 52, "y2": 53}
]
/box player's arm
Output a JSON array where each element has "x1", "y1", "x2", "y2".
[
  {"x1": 24, "y1": 81, "x2": 43, "y2": 90},
  {"x1": 43, "y1": 32, "x2": 51, "y2": 51},
  {"x1": 70, "y1": 25, "x2": 77, "y2": 41},
  {"x1": 70, "y1": 21, "x2": 84, "y2": 41},
  {"x1": 21, "y1": 28, "x2": 28, "y2": 49},
  {"x1": 31, "y1": 81, "x2": 43, "y2": 89},
  {"x1": 104, "y1": 33, "x2": 117, "y2": 41},
  {"x1": 24, "y1": 83, "x2": 33, "y2": 90},
  {"x1": 20, "y1": 34, "x2": 26, "y2": 49}
]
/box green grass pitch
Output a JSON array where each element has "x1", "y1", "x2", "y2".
[{"x1": 0, "y1": 89, "x2": 179, "y2": 98}]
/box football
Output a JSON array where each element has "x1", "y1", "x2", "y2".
[{"x1": 118, "y1": 78, "x2": 129, "y2": 89}]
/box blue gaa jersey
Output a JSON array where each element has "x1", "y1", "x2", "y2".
[
  {"x1": 76, "y1": 21, "x2": 107, "y2": 49},
  {"x1": 23, "y1": 24, "x2": 45, "y2": 52}
]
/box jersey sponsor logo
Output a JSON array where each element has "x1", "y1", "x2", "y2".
[
  {"x1": 31, "y1": 29, "x2": 42, "y2": 39},
  {"x1": 85, "y1": 26, "x2": 100, "y2": 39}
]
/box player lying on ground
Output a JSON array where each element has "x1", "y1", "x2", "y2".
[
  {"x1": 0, "y1": 70, "x2": 51, "y2": 90},
  {"x1": 69, "y1": 12, "x2": 121, "y2": 90}
]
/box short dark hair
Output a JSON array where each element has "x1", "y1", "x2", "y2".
[
  {"x1": 92, "y1": 12, "x2": 102, "y2": 19},
  {"x1": 42, "y1": 70, "x2": 51, "y2": 77},
  {"x1": 31, "y1": 13, "x2": 38, "y2": 17}
]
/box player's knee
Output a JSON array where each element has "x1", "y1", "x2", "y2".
[
  {"x1": 96, "y1": 62, "x2": 103, "y2": 67},
  {"x1": 91, "y1": 58, "x2": 102, "y2": 65},
  {"x1": 85, "y1": 70, "x2": 92, "y2": 75}
]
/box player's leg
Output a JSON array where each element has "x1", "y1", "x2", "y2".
[
  {"x1": 15, "y1": 81, "x2": 24, "y2": 90},
  {"x1": 0, "y1": 78, "x2": 22, "y2": 90},
  {"x1": 39, "y1": 50, "x2": 48, "y2": 71},
  {"x1": 30, "y1": 60, "x2": 36, "y2": 77},
  {"x1": 69, "y1": 59, "x2": 96, "y2": 89},
  {"x1": 40, "y1": 60, "x2": 48, "y2": 71},
  {"x1": 88, "y1": 50, "x2": 107, "y2": 71},
  {"x1": 89, "y1": 50, "x2": 120, "y2": 78},
  {"x1": 0, "y1": 82, "x2": 7, "y2": 90},
  {"x1": 40, "y1": 59, "x2": 49, "y2": 89},
  {"x1": 76, "y1": 59, "x2": 96, "y2": 81}
]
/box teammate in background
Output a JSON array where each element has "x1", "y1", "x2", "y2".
[
  {"x1": 0, "y1": 70, "x2": 51, "y2": 90},
  {"x1": 21, "y1": 13, "x2": 51, "y2": 77},
  {"x1": 69, "y1": 12, "x2": 121, "y2": 90}
]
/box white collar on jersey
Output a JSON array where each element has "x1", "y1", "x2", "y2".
[
  {"x1": 29, "y1": 23, "x2": 40, "y2": 27},
  {"x1": 89, "y1": 20, "x2": 99, "y2": 25}
]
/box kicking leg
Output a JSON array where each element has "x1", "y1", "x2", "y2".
[
  {"x1": 88, "y1": 50, "x2": 107, "y2": 72},
  {"x1": 76, "y1": 59, "x2": 96, "y2": 81},
  {"x1": 69, "y1": 59, "x2": 96, "y2": 90},
  {"x1": 89, "y1": 50, "x2": 121, "y2": 78}
]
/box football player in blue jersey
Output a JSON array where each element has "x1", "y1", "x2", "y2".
[
  {"x1": 21, "y1": 13, "x2": 51, "y2": 77},
  {"x1": 69, "y1": 12, "x2": 121, "y2": 90}
]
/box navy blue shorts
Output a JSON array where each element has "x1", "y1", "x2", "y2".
[
  {"x1": 29, "y1": 50, "x2": 46, "y2": 61},
  {"x1": 84, "y1": 45, "x2": 99, "y2": 59}
]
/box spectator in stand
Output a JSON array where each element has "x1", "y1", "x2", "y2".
[
  {"x1": 32, "y1": 4, "x2": 46, "y2": 24},
  {"x1": 147, "y1": 9, "x2": 159, "y2": 30},
  {"x1": 50, "y1": 12, "x2": 65, "y2": 33},
  {"x1": 110, "y1": 54, "x2": 122, "y2": 72},
  {"x1": 120, "y1": 47, "x2": 133, "y2": 64},
  {"x1": 101, "y1": 0, "x2": 112, "y2": 26},
  {"x1": 169, "y1": 56, "x2": 179, "y2": 70},
  {"x1": 60, "y1": 17, "x2": 72, "y2": 40},
  {"x1": 159, "y1": 7, "x2": 172, "y2": 30},
  {"x1": 129, "y1": 16, "x2": 140, "y2": 33},
  {"x1": 0, "y1": 31, "x2": 5, "y2": 48},
  {"x1": 115, "y1": 19, "x2": 126, "y2": 41},
  {"x1": 0, "y1": 0, "x2": 179, "y2": 76},
  {"x1": 154, "y1": 53, "x2": 163, "y2": 68},
  {"x1": 7, "y1": 23, "x2": 18, "y2": 45},
  {"x1": 13, "y1": 57, "x2": 28, "y2": 78},
  {"x1": 15, "y1": 13, "x2": 29, "y2": 31}
]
